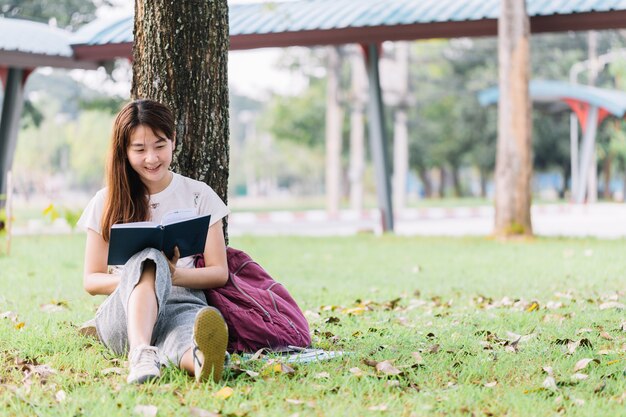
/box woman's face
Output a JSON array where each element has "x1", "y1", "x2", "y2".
[{"x1": 126, "y1": 124, "x2": 175, "y2": 194}]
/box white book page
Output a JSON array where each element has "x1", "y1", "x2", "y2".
[
  {"x1": 112, "y1": 221, "x2": 159, "y2": 228},
  {"x1": 161, "y1": 208, "x2": 197, "y2": 225}
]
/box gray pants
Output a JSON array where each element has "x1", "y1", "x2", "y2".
[{"x1": 95, "y1": 248, "x2": 208, "y2": 367}]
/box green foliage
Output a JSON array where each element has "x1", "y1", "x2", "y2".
[
  {"x1": 2, "y1": 235, "x2": 626, "y2": 415},
  {"x1": 0, "y1": 0, "x2": 107, "y2": 29},
  {"x1": 14, "y1": 103, "x2": 112, "y2": 193},
  {"x1": 42, "y1": 204, "x2": 82, "y2": 230},
  {"x1": 263, "y1": 78, "x2": 327, "y2": 148},
  {"x1": 79, "y1": 96, "x2": 126, "y2": 115},
  {"x1": 21, "y1": 100, "x2": 44, "y2": 129}
]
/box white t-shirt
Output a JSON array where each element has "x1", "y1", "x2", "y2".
[{"x1": 78, "y1": 172, "x2": 230, "y2": 268}]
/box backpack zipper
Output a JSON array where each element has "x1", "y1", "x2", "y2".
[
  {"x1": 231, "y1": 268, "x2": 273, "y2": 323},
  {"x1": 233, "y1": 260, "x2": 304, "y2": 340},
  {"x1": 267, "y1": 284, "x2": 302, "y2": 338}
]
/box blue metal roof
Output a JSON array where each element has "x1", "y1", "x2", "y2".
[
  {"x1": 478, "y1": 80, "x2": 626, "y2": 117},
  {"x1": 72, "y1": 0, "x2": 626, "y2": 46},
  {"x1": 0, "y1": 17, "x2": 74, "y2": 56}
]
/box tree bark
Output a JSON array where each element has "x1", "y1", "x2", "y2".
[
  {"x1": 418, "y1": 168, "x2": 432, "y2": 198},
  {"x1": 132, "y1": 1, "x2": 230, "y2": 236},
  {"x1": 437, "y1": 166, "x2": 446, "y2": 198},
  {"x1": 494, "y1": 0, "x2": 533, "y2": 236},
  {"x1": 603, "y1": 152, "x2": 612, "y2": 200},
  {"x1": 479, "y1": 168, "x2": 488, "y2": 198},
  {"x1": 451, "y1": 164, "x2": 462, "y2": 197}
]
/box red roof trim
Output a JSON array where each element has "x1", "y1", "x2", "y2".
[{"x1": 72, "y1": 43, "x2": 133, "y2": 62}]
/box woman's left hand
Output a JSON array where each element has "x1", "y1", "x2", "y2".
[{"x1": 165, "y1": 246, "x2": 180, "y2": 283}]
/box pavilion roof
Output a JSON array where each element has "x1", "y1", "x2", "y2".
[
  {"x1": 71, "y1": 0, "x2": 626, "y2": 60},
  {"x1": 478, "y1": 79, "x2": 626, "y2": 118},
  {"x1": 0, "y1": 17, "x2": 96, "y2": 69}
]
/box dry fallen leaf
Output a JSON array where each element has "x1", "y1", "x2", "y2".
[
  {"x1": 134, "y1": 405, "x2": 158, "y2": 417},
  {"x1": 342, "y1": 307, "x2": 366, "y2": 316},
  {"x1": 526, "y1": 301, "x2": 540, "y2": 312},
  {"x1": 264, "y1": 362, "x2": 295, "y2": 376},
  {"x1": 303, "y1": 310, "x2": 321, "y2": 322},
  {"x1": 600, "y1": 331, "x2": 614, "y2": 340},
  {"x1": 40, "y1": 302, "x2": 68, "y2": 313},
  {"x1": 286, "y1": 398, "x2": 305, "y2": 405},
  {"x1": 189, "y1": 407, "x2": 221, "y2": 417},
  {"x1": 0, "y1": 311, "x2": 18, "y2": 321},
  {"x1": 376, "y1": 360, "x2": 402, "y2": 376},
  {"x1": 428, "y1": 344, "x2": 440, "y2": 354},
  {"x1": 571, "y1": 373, "x2": 588, "y2": 381},
  {"x1": 314, "y1": 372, "x2": 330, "y2": 379},
  {"x1": 546, "y1": 301, "x2": 563, "y2": 310},
  {"x1": 567, "y1": 338, "x2": 593, "y2": 355},
  {"x1": 23, "y1": 364, "x2": 57, "y2": 381},
  {"x1": 484, "y1": 381, "x2": 497, "y2": 388},
  {"x1": 542, "y1": 376, "x2": 558, "y2": 391},
  {"x1": 101, "y1": 367, "x2": 124, "y2": 376},
  {"x1": 368, "y1": 404, "x2": 388, "y2": 411},
  {"x1": 55, "y1": 390, "x2": 67, "y2": 403},
  {"x1": 213, "y1": 386, "x2": 234, "y2": 400},
  {"x1": 349, "y1": 367, "x2": 364, "y2": 377},
  {"x1": 411, "y1": 352, "x2": 424, "y2": 365},
  {"x1": 573, "y1": 358, "x2": 599, "y2": 372},
  {"x1": 599, "y1": 302, "x2": 625, "y2": 310}
]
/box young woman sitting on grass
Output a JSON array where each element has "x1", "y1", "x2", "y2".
[{"x1": 78, "y1": 99, "x2": 230, "y2": 384}]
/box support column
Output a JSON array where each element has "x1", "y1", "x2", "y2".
[
  {"x1": 569, "y1": 113, "x2": 578, "y2": 201},
  {"x1": 363, "y1": 43, "x2": 394, "y2": 232},
  {"x1": 0, "y1": 67, "x2": 26, "y2": 195},
  {"x1": 575, "y1": 105, "x2": 599, "y2": 203},
  {"x1": 325, "y1": 46, "x2": 343, "y2": 218},
  {"x1": 392, "y1": 42, "x2": 410, "y2": 214},
  {"x1": 349, "y1": 49, "x2": 367, "y2": 212}
]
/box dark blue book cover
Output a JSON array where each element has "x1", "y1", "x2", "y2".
[{"x1": 107, "y1": 214, "x2": 211, "y2": 265}]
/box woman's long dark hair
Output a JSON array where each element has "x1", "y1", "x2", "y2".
[{"x1": 101, "y1": 99, "x2": 175, "y2": 242}]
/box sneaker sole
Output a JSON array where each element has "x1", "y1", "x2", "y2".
[
  {"x1": 127, "y1": 373, "x2": 159, "y2": 385},
  {"x1": 194, "y1": 307, "x2": 228, "y2": 383}
]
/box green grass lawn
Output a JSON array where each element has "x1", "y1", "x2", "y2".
[{"x1": 1, "y1": 234, "x2": 626, "y2": 416}]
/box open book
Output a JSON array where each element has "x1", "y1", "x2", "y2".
[{"x1": 107, "y1": 209, "x2": 211, "y2": 265}]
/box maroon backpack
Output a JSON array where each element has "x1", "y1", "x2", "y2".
[{"x1": 196, "y1": 247, "x2": 311, "y2": 353}]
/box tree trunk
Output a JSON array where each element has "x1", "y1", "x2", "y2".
[
  {"x1": 132, "y1": 1, "x2": 230, "y2": 236},
  {"x1": 418, "y1": 168, "x2": 432, "y2": 198},
  {"x1": 451, "y1": 164, "x2": 462, "y2": 197},
  {"x1": 494, "y1": 0, "x2": 533, "y2": 236},
  {"x1": 603, "y1": 152, "x2": 612, "y2": 200},
  {"x1": 479, "y1": 168, "x2": 488, "y2": 198},
  {"x1": 437, "y1": 166, "x2": 446, "y2": 198}
]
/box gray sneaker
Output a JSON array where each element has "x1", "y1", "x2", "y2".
[
  {"x1": 192, "y1": 307, "x2": 229, "y2": 383},
  {"x1": 127, "y1": 344, "x2": 160, "y2": 384}
]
